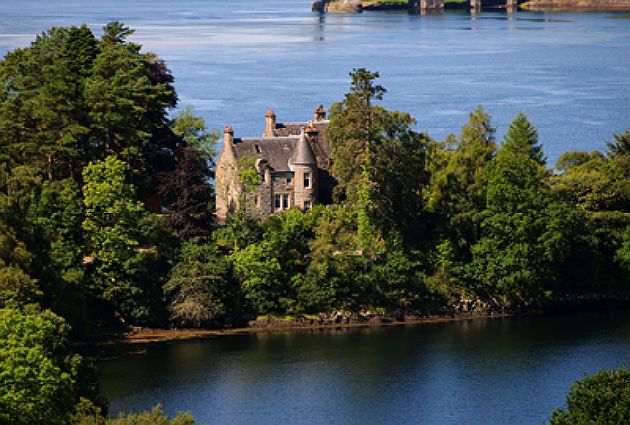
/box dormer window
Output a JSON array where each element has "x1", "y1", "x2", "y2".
[{"x1": 303, "y1": 172, "x2": 311, "y2": 189}]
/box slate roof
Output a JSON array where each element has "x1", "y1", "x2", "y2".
[
  {"x1": 231, "y1": 120, "x2": 331, "y2": 173},
  {"x1": 233, "y1": 136, "x2": 298, "y2": 172},
  {"x1": 292, "y1": 132, "x2": 316, "y2": 165}
]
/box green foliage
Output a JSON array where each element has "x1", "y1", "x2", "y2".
[
  {"x1": 231, "y1": 242, "x2": 284, "y2": 314},
  {"x1": 427, "y1": 106, "x2": 496, "y2": 258},
  {"x1": 164, "y1": 240, "x2": 234, "y2": 327},
  {"x1": 327, "y1": 68, "x2": 428, "y2": 239},
  {"x1": 73, "y1": 404, "x2": 196, "y2": 425},
  {"x1": 469, "y1": 136, "x2": 554, "y2": 302},
  {"x1": 501, "y1": 111, "x2": 545, "y2": 164},
  {"x1": 0, "y1": 305, "x2": 82, "y2": 425},
  {"x1": 548, "y1": 367, "x2": 630, "y2": 425},
  {"x1": 159, "y1": 109, "x2": 216, "y2": 239},
  {"x1": 82, "y1": 156, "x2": 155, "y2": 322},
  {"x1": 616, "y1": 226, "x2": 630, "y2": 273},
  {"x1": 555, "y1": 150, "x2": 603, "y2": 173}
]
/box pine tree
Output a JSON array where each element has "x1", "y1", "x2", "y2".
[{"x1": 502, "y1": 112, "x2": 545, "y2": 165}]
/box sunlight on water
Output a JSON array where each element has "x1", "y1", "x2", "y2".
[{"x1": 0, "y1": 2, "x2": 628, "y2": 160}]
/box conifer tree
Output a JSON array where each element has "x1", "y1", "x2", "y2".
[{"x1": 502, "y1": 112, "x2": 545, "y2": 165}]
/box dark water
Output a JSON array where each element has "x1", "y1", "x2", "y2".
[
  {"x1": 1, "y1": 1, "x2": 629, "y2": 164},
  {"x1": 97, "y1": 311, "x2": 630, "y2": 424}
]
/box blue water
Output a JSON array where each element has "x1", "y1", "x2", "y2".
[
  {"x1": 1, "y1": 1, "x2": 629, "y2": 165},
  {"x1": 97, "y1": 311, "x2": 630, "y2": 425}
]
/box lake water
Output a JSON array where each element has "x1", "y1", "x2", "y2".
[
  {"x1": 97, "y1": 311, "x2": 630, "y2": 424},
  {"x1": 1, "y1": 1, "x2": 629, "y2": 164}
]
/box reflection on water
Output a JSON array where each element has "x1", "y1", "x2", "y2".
[
  {"x1": 1, "y1": 1, "x2": 629, "y2": 164},
  {"x1": 98, "y1": 311, "x2": 630, "y2": 425}
]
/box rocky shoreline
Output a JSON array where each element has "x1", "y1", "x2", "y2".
[
  {"x1": 521, "y1": 0, "x2": 630, "y2": 10},
  {"x1": 86, "y1": 294, "x2": 629, "y2": 359},
  {"x1": 312, "y1": 0, "x2": 630, "y2": 12}
]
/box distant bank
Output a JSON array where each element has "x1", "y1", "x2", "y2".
[
  {"x1": 521, "y1": 0, "x2": 630, "y2": 10},
  {"x1": 313, "y1": 0, "x2": 630, "y2": 12}
]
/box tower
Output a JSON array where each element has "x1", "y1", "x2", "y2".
[{"x1": 290, "y1": 129, "x2": 317, "y2": 210}]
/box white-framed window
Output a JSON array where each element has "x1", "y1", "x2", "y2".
[
  {"x1": 304, "y1": 200, "x2": 311, "y2": 210},
  {"x1": 275, "y1": 193, "x2": 290, "y2": 211},
  {"x1": 303, "y1": 172, "x2": 311, "y2": 188}
]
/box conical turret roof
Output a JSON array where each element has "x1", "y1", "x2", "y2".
[{"x1": 291, "y1": 130, "x2": 316, "y2": 165}]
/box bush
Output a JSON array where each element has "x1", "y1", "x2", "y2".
[{"x1": 548, "y1": 367, "x2": 630, "y2": 425}]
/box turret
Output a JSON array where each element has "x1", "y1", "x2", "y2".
[
  {"x1": 291, "y1": 130, "x2": 317, "y2": 210},
  {"x1": 264, "y1": 109, "x2": 276, "y2": 138}
]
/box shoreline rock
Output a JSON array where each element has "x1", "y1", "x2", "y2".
[
  {"x1": 312, "y1": 0, "x2": 364, "y2": 13},
  {"x1": 521, "y1": 0, "x2": 630, "y2": 10}
]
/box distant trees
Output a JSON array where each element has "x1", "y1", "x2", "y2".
[{"x1": 548, "y1": 367, "x2": 630, "y2": 425}]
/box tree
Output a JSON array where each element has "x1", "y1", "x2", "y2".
[
  {"x1": 158, "y1": 109, "x2": 216, "y2": 239},
  {"x1": 327, "y1": 68, "x2": 428, "y2": 240},
  {"x1": 469, "y1": 136, "x2": 561, "y2": 302},
  {"x1": 427, "y1": 106, "x2": 496, "y2": 258},
  {"x1": 0, "y1": 305, "x2": 82, "y2": 425},
  {"x1": 82, "y1": 156, "x2": 154, "y2": 323},
  {"x1": 72, "y1": 404, "x2": 196, "y2": 425},
  {"x1": 555, "y1": 150, "x2": 603, "y2": 173},
  {"x1": 501, "y1": 112, "x2": 545, "y2": 165},
  {"x1": 230, "y1": 242, "x2": 285, "y2": 315},
  {"x1": 616, "y1": 225, "x2": 630, "y2": 273},
  {"x1": 548, "y1": 367, "x2": 630, "y2": 425},
  {"x1": 164, "y1": 241, "x2": 234, "y2": 327}
]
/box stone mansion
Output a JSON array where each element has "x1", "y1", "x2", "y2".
[{"x1": 215, "y1": 106, "x2": 336, "y2": 222}]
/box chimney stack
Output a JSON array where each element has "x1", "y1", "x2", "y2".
[
  {"x1": 305, "y1": 120, "x2": 317, "y2": 140},
  {"x1": 314, "y1": 105, "x2": 326, "y2": 122},
  {"x1": 264, "y1": 109, "x2": 276, "y2": 137},
  {"x1": 224, "y1": 124, "x2": 234, "y2": 145}
]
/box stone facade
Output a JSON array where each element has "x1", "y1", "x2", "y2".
[{"x1": 215, "y1": 106, "x2": 335, "y2": 223}]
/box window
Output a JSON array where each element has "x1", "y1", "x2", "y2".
[
  {"x1": 287, "y1": 176, "x2": 292, "y2": 184},
  {"x1": 304, "y1": 200, "x2": 311, "y2": 210},
  {"x1": 261, "y1": 171, "x2": 266, "y2": 183},
  {"x1": 282, "y1": 194, "x2": 289, "y2": 209},
  {"x1": 303, "y1": 172, "x2": 311, "y2": 188},
  {"x1": 274, "y1": 194, "x2": 281, "y2": 210},
  {"x1": 254, "y1": 144, "x2": 261, "y2": 154}
]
